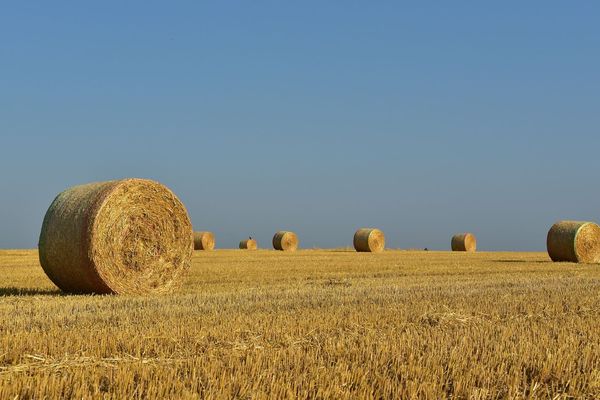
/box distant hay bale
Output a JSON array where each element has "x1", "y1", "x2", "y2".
[
  {"x1": 38, "y1": 178, "x2": 193, "y2": 295},
  {"x1": 273, "y1": 231, "x2": 298, "y2": 251},
  {"x1": 239, "y1": 238, "x2": 257, "y2": 250},
  {"x1": 353, "y1": 228, "x2": 385, "y2": 253},
  {"x1": 547, "y1": 220, "x2": 600, "y2": 263},
  {"x1": 451, "y1": 233, "x2": 477, "y2": 252},
  {"x1": 194, "y1": 231, "x2": 215, "y2": 251}
]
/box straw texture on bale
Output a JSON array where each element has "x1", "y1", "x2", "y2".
[
  {"x1": 547, "y1": 220, "x2": 600, "y2": 263},
  {"x1": 239, "y1": 239, "x2": 257, "y2": 250},
  {"x1": 194, "y1": 231, "x2": 215, "y2": 251},
  {"x1": 272, "y1": 231, "x2": 298, "y2": 251},
  {"x1": 353, "y1": 228, "x2": 385, "y2": 253},
  {"x1": 38, "y1": 178, "x2": 193, "y2": 295},
  {"x1": 451, "y1": 233, "x2": 477, "y2": 252}
]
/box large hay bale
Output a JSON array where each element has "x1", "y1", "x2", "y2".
[
  {"x1": 547, "y1": 220, "x2": 600, "y2": 263},
  {"x1": 239, "y1": 238, "x2": 257, "y2": 250},
  {"x1": 353, "y1": 228, "x2": 385, "y2": 253},
  {"x1": 38, "y1": 178, "x2": 193, "y2": 295},
  {"x1": 451, "y1": 233, "x2": 477, "y2": 252},
  {"x1": 273, "y1": 231, "x2": 298, "y2": 251},
  {"x1": 194, "y1": 231, "x2": 215, "y2": 251}
]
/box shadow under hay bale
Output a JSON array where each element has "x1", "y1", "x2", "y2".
[{"x1": 0, "y1": 287, "x2": 64, "y2": 297}]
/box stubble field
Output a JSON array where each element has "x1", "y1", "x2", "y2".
[{"x1": 0, "y1": 249, "x2": 599, "y2": 399}]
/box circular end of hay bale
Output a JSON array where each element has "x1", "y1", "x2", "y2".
[
  {"x1": 451, "y1": 233, "x2": 477, "y2": 252},
  {"x1": 272, "y1": 231, "x2": 298, "y2": 251},
  {"x1": 194, "y1": 231, "x2": 215, "y2": 251},
  {"x1": 38, "y1": 178, "x2": 193, "y2": 294},
  {"x1": 353, "y1": 228, "x2": 385, "y2": 253},
  {"x1": 547, "y1": 220, "x2": 600, "y2": 263},
  {"x1": 239, "y1": 239, "x2": 257, "y2": 250}
]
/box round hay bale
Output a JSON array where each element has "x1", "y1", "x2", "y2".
[
  {"x1": 353, "y1": 228, "x2": 385, "y2": 253},
  {"x1": 239, "y1": 238, "x2": 257, "y2": 250},
  {"x1": 547, "y1": 220, "x2": 600, "y2": 263},
  {"x1": 273, "y1": 231, "x2": 298, "y2": 251},
  {"x1": 451, "y1": 233, "x2": 477, "y2": 252},
  {"x1": 38, "y1": 178, "x2": 193, "y2": 295},
  {"x1": 194, "y1": 231, "x2": 215, "y2": 251}
]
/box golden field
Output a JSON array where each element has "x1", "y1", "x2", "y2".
[{"x1": 0, "y1": 249, "x2": 599, "y2": 399}]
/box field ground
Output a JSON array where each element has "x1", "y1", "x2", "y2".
[{"x1": 1, "y1": 249, "x2": 599, "y2": 399}]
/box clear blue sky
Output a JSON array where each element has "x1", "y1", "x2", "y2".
[{"x1": 1, "y1": 2, "x2": 599, "y2": 250}]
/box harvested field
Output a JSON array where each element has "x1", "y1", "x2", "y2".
[{"x1": 0, "y1": 249, "x2": 599, "y2": 398}]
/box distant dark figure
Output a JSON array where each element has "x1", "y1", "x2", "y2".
[{"x1": 424, "y1": 248, "x2": 429, "y2": 251}]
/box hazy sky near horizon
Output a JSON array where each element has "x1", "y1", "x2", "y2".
[{"x1": 1, "y1": 2, "x2": 599, "y2": 250}]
